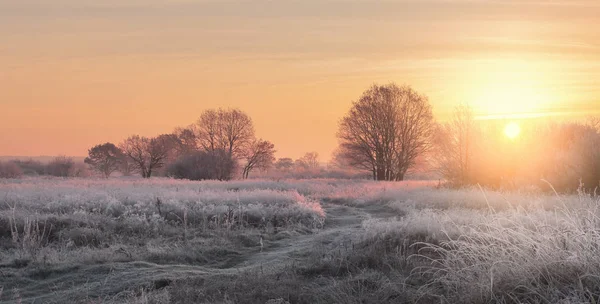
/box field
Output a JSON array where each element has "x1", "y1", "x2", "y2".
[{"x1": 1, "y1": 177, "x2": 600, "y2": 304}]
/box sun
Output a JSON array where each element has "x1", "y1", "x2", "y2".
[{"x1": 504, "y1": 122, "x2": 521, "y2": 139}]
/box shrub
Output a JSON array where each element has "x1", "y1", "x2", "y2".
[
  {"x1": 0, "y1": 161, "x2": 23, "y2": 179},
  {"x1": 167, "y1": 150, "x2": 236, "y2": 181},
  {"x1": 11, "y1": 159, "x2": 45, "y2": 176},
  {"x1": 61, "y1": 227, "x2": 105, "y2": 247},
  {"x1": 45, "y1": 156, "x2": 75, "y2": 177}
]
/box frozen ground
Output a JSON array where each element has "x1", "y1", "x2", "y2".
[{"x1": 1, "y1": 178, "x2": 599, "y2": 303}]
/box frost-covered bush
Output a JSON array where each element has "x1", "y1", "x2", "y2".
[{"x1": 0, "y1": 177, "x2": 326, "y2": 245}]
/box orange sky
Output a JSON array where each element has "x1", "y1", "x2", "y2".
[{"x1": 1, "y1": 0, "x2": 599, "y2": 160}]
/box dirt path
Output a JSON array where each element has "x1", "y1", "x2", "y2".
[{"x1": 4, "y1": 201, "x2": 399, "y2": 303}]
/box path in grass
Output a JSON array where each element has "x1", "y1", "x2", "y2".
[{"x1": 1, "y1": 200, "x2": 399, "y2": 303}]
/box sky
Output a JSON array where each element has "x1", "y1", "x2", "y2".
[{"x1": 1, "y1": 0, "x2": 599, "y2": 160}]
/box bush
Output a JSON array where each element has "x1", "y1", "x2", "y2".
[
  {"x1": 11, "y1": 159, "x2": 45, "y2": 176},
  {"x1": 45, "y1": 156, "x2": 75, "y2": 177},
  {"x1": 167, "y1": 150, "x2": 236, "y2": 181},
  {"x1": 0, "y1": 161, "x2": 23, "y2": 179}
]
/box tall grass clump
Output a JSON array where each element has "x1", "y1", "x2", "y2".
[{"x1": 361, "y1": 189, "x2": 600, "y2": 303}]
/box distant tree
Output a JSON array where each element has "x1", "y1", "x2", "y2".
[
  {"x1": 84, "y1": 143, "x2": 124, "y2": 178},
  {"x1": 11, "y1": 159, "x2": 45, "y2": 175},
  {"x1": 299, "y1": 152, "x2": 320, "y2": 169},
  {"x1": 173, "y1": 126, "x2": 198, "y2": 156},
  {"x1": 195, "y1": 108, "x2": 255, "y2": 158},
  {"x1": 275, "y1": 158, "x2": 294, "y2": 171},
  {"x1": 433, "y1": 104, "x2": 476, "y2": 186},
  {"x1": 119, "y1": 135, "x2": 170, "y2": 178},
  {"x1": 337, "y1": 83, "x2": 435, "y2": 181},
  {"x1": 69, "y1": 162, "x2": 92, "y2": 178},
  {"x1": 294, "y1": 159, "x2": 309, "y2": 171},
  {"x1": 167, "y1": 149, "x2": 236, "y2": 181},
  {"x1": 153, "y1": 133, "x2": 186, "y2": 176},
  {"x1": 46, "y1": 156, "x2": 75, "y2": 177},
  {"x1": 241, "y1": 139, "x2": 276, "y2": 179},
  {"x1": 0, "y1": 161, "x2": 23, "y2": 179},
  {"x1": 118, "y1": 156, "x2": 135, "y2": 176}
]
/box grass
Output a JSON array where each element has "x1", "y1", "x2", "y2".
[{"x1": 1, "y1": 177, "x2": 600, "y2": 303}]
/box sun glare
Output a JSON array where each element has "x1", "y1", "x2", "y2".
[{"x1": 504, "y1": 122, "x2": 521, "y2": 139}]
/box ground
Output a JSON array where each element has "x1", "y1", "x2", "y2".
[{"x1": 1, "y1": 178, "x2": 600, "y2": 303}]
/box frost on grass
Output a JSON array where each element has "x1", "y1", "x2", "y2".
[
  {"x1": 360, "y1": 188, "x2": 600, "y2": 303},
  {"x1": 0, "y1": 178, "x2": 325, "y2": 266},
  {"x1": 3, "y1": 177, "x2": 600, "y2": 303}
]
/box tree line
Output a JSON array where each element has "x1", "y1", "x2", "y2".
[
  {"x1": 80, "y1": 108, "x2": 275, "y2": 180},
  {"x1": 333, "y1": 82, "x2": 600, "y2": 192},
  {"x1": 2, "y1": 81, "x2": 599, "y2": 192},
  {"x1": 80, "y1": 83, "x2": 437, "y2": 182}
]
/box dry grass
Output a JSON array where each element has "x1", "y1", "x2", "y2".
[{"x1": 2, "y1": 177, "x2": 600, "y2": 303}]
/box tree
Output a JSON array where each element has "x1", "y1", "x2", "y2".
[
  {"x1": 84, "y1": 143, "x2": 124, "y2": 178},
  {"x1": 275, "y1": 158, "x2": 294, "y2": 171},
  {"x1": 173, "y1": 126, "x2": 198, "y2": 156},
  {"x1": 241, "y1": 139, "x2": 276, "y2": 179},
  {"x1": 294, "y1": 159, "x2": 309, "y2": 171},
  {"x1": 0, "y1": 161, "x2": 23, "y2": 179},
  {"x1": 11, "y1": 159, "x2": 45, "y2": 176},
  {"x1": 45, "y1": 156, "x2": 75, "y2": 177},
  {"x1": 336, "y1": 83, "x2": 435, "y2": 181},
  {"x1": 167, "y1": 149, "x2": 236, "y2": 181},
  {"x1": 119, "y1": 135, "x2": 170, "y2": 178},
  {"x1": 299, "y1": 152, "x2": 320, "y2": 169},
  {"x1": 195, "y1": 108, "x2": 255, "y2": 159},
  {"x1": 119, "y1": 156, "x2": 135, "y2": 176},
  {"x1": 433, "y1": 104, "x2": 476, "y2": 186}
]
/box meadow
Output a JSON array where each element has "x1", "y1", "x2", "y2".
[{"x1": 1, "y1": 177, "x2": 599, "y2": 304}]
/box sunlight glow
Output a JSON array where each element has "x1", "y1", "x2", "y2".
[{"x1": 504, "y1": 122, "x2": 521, "y2": 140}]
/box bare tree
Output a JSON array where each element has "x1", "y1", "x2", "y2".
[
  {"x1": 0, "y1": 161, "x2": 23, "y2": 179},
  {"x1": 173, "y1": 126, "x2": 198, "y2": 156},
  {"x1": 118, "y1": 156, "x2": 135, "y2": 176},
  {"x1": 336, "y1": 83, "x2": 434, "y2": 181},
  {"x1": 167, "y1": 149, "x2": 236, "y2": 181},
  {"x1": 299, "y1": 152, "x2": 320, "y2": 169},
  {"x1": 46, "y1": 156, "x2": 75, "y2": 177},
  {"x1": 275, "y1": 158, "x2": 294, "y2": 172},
  {"x1": 241, "y1": 139, "x2": 276, "y2": 179},
  {"x1": 84, "y1": 143, "x2": 124, "y2": 178},
  {"x1": 433, "y1": 104, "x2": 476, "y2": 186},
  {"x1": 195, "y1": 108, "x2": 255, "y2": 159},
  {"x1": 119, "y1": 135, "x2": 170, "y2": 178}
]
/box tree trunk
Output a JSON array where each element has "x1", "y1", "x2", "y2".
[
  {"x1": 376, "y1": 167, "x2": 387, "y2": 181},
  {"x1": 396, "y1": 172, "x2": 405, "y2": 181}
]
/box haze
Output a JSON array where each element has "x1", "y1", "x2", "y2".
[{"x1": 1, "y1": 0, "x2": 599, "y2": 158}]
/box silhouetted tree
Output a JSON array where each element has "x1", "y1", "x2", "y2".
[
  {"x1": 294, "y1": 159, "x2": 309, "y2": 171},
  {"x1": 195, "y1": 108, "x2": 255, "y2": 158},
  {"x1": 119, "y1": 135, "x2": 170, "y2": 178},
  {"x1": 46, "y1": 156, "x2": 75, "y2": 177},
  {"x1": 241, "y1": 139, "x2": 276, "y2": 179},
  {"x1": 118, "y1": 156, "x2": 135, "y2": 176},
  {"x1": 337, "y1": 83, "x2": 435, "y2": 181},
  {"x1": 275, "y1": 158, "x2": 294, "y2": 171},
  {"x1": 0, "y1": 161, "x2": 23, "y2": 179},
  {"x1": 11, "y1": 159, "x2": 45, "y2": 176},
  {"x1": 173, "y1": 126, "x2": 198, "y2": 156},
  {"x1": 153, "y1": 133, "x2": 185, "y2": 176},
  {"x1": 299, "y1": 152, "x2": 320, "y2": 169},
  {"x1": 433, "y1": 104, "x2": 476, "y2": 186},
  {"x1": 167, "y1": 149, "x2": 236, "y2": 181},
  {"x1": 84, "y1": 143, "x2": 124, "y2": 178}
]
